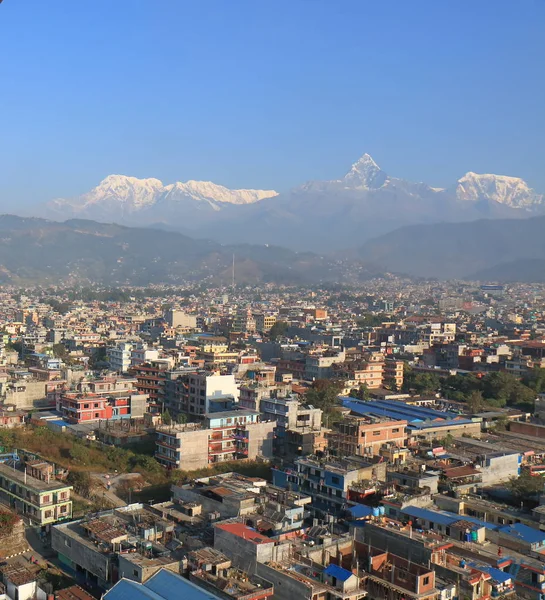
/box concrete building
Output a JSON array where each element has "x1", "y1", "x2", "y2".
[
  {"x1": 304, "y1": 349, "x2": 346, "y2": 381},
  {"x1": 214, "y1": 523, "x2": 275, "y2": 573},
  {"x1": 328, "y1": 416, "x2": 407, "y2": 458},
  {"x1": 164, "y1": 309, "x2": 197, "y2": 329},
  {"x1": 155, "y1": 410, "x2": 275, "y2": 469},
  {"x1": 0, "y1": 462, "x2": 72, "y2": 526},
  {"x1": 273, "y1": 456, "x2": 386, "y2": 515},
  {"x1": 107, "y1": 342, "x2": 133, "y2": 373},
  {"x1": 254, "y1": 313, "x2": 277, "y2": 333},
  {"x1": 164, "y1": 371, "x2": 239, "y2": 417}
]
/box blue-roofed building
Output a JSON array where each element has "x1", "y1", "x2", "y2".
[
  {"x1": 323, "y1": 563, "x2": 359, "y2": 592},
  {"x1": 104, "y1": 569, "x2": 222, "y2": 600},
  {"x1": 494, "y1": 522, "x2": 545, "y2": 553},
  {"x1": 347, "y1": 504, "x2": 374, "y2": 520},
  {"x1": 341, "y1": 398, "x2": 482, "y2": 441}
]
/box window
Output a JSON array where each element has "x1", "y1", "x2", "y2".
[
  {"x1": 45, "y1": 510, "x2": 53, "y2": 518},
  {"x1": 95, "y1": 413, "x2": 100, "y2": 418},
  {"x1": 83, "y1": 403, "x2": 89, "y2": 409},
  {"x1": 392, "y1": 428, "x2": 399, "y2": 433},
  {"x1": 331, "y1": 476, "x2": 340, "y2": 485},
  {"x1": 133, "y1": 569, "x2": 139, "y2": 577},
  {"x1": 423, "y1": 576, "x2": 430, "y2": 586},
  {"x1": 373, "y1": 431, "x2": 381, "y2": 436}
]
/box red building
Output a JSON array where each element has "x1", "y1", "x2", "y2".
[{"x1": 60, "y1": 393, "x2": 112, "y2": 422}]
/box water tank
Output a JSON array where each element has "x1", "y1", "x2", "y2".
[
  {"x1": 372, "y1": 507, "x2": 380, "y2": 517},
  {"x1": 471, "y1": 531, "x2": 478, "y2": 542},
  {"x1": 378, "y1": 506, "x2": 385, "y2": 516}
]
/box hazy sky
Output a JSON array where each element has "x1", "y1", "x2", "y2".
[{"x1": 1, "y1": 0, "x2": 544, "y2": 208}]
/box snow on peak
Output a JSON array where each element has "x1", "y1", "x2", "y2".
[
  {"x1": 164, "y1": 180, "x2": 277, "y2": 205},
  {"x1": 343, "y1": 153, "x2": 388, "y2": 189},
  {"x1": 455, "y1": 171, "x2": 543, "y2": 209},
  {"x1": 51, "y1": 175, "x2": 278, "y2": 214}
]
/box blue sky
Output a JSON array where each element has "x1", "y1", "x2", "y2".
[{"x1": 1, "y1": 0, "x2": 544, "y2": 207}]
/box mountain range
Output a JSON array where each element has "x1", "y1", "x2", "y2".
[
  {"x1": 0, "y1": 215, "x2": 354, "y2": 285},
  {"x1": 0, "y1": 213, "x2": 544, "y2": 285},
  {"x1": 37, "y1": 154, "x2": 544, "y2": 252},
  {"x1": 357, "y1": 215, "x2": 545, "y2": 281}
]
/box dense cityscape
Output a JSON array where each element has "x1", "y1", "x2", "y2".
[
  {"x1": 2, "y1": 1, "x2": 544, "y2": 599},
  {"x1": 0, "y1": 279, "x2": 544, "y2": 600}
]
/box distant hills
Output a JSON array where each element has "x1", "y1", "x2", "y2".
[
  {"x1": 0, "y1": 215, "x2": 353, "y2": 285},
  {"x1": 357, "y1": 215, "x2": 545, "y2": 281},
  {"x1": 0, "y1": 214, "x2": 543, "y2": 284},
  {"x1": 36, "y1": 154, "x2": 544, "y2": 252}
]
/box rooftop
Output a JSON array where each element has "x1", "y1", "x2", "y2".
[
  {"x1": 0, "y1": 462, "x2": 72, "y2": 493},
  {"x1": 215, "y1": 523, "x2": 274, "y2": 545}
]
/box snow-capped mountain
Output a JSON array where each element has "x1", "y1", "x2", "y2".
[
  {"x1": 342, "y1": 153, "x2": 389, "y2": 189},
  {"x1": 35, "y1": 153, "x2": 544, "y2": 252},
  {"x1": 43, "y1": 175, "x2": 278, "y2": 220},
  {"x1": 454, "y1": 172, "x2": 544, "y2": 209}
]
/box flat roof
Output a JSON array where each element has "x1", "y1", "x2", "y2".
[{"x1": 0, "y1": 463, "x2": 71, "y2": 493}]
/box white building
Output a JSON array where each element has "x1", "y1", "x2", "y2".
[
  {"x1": 130, "y1": 346, "x2": 160, "y2": 368},
  {"x1": 107, "y1": 342, "x2": 133, "y2": 373}
]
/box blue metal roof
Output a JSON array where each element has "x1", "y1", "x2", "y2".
[
  {"x1": 483, "y1": 566, "x2": 512, "y2": 584},
  {"x1": 146, "y1": 570, "x2": 221, "y2": 600},
  {"x1": 401, "y1": 506, "x2": 459, "y2": 527},
  {"x1": 103, "y1": 580, "x2": 165, "y2": 600},
  {"x1": 324, "y1": 564, "x2": 354, "y2": 582},
  {"x1": 104, "y1": 570, "x2": 222, "y2": 600},
  {"x1": 340, "y1": 398, "x2": 464, "y2": 425},
  {"x1": 347, "y1": 504, "x2": 374, "y2": 518},
  {"x1": 498, "y1": 523, "x2": 545, "y2": 545}
]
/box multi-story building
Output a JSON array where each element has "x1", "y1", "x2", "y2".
[
  {"x1": 164, "y1": 309, "x2": 197, "y2": 329},
  {"x1": 233, "y1": 308, "x2": 256, "y2": 334},
  {"x1": 304, "y1": 349, "x2": 346, "y2": 381},
  {"x1": 131, "y1": 360, "x2": 171, "y2": 409},
  {"x1": 155, "y1": 410, "x2": 275, "y2": 469},
  {"x1": 335, "y1": 352, "x2": 385, "y2": 391},
  {"x1": 130, "y1": 345, "x2": 160, "y2": 367},
  {"x1": 0, "y1": 461, "x2": 72, "y2": 526},
  {"x1": 383, "y1": 358, "x2": 404, "y2": 389},
  {"x1": 107, "y1": 342, "x2": 133, "y2": 373},
  {"x1": 164, "y1": 371, "x2": 239, "y2": 417},
  {"x1": 273, "y1": 456, "x2": 385, "y2": 515},
  {"x1": 253, "y1": 313, "x2": 277, "y2": 333},
  {"x1": 328, "y1": 416, "x2": 407, "y2": 458},
  {"x1": 59, "y1": 388, "x2": 148, "y2": 423}
]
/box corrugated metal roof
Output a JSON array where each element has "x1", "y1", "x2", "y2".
[
  {"x1": 324, "y1": 563, "x2": 354, "y2": 582},
  {"x1": 104, "y1": 569, "x2": 222, "y2": 600}
]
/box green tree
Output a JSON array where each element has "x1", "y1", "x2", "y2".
[
  {"x1": 161, "y1": 410, "x2": 172, "y2": 426},
  {"x1": 176, "y1": 413, "x2": 188, "y2": 424},
  {"x1": 67, "y1": 471, "x2": 93, "y2": 497},
  {"x1": 52, "y1": 343, "x2": 69, "y2": 359},
  {"x1": 305, "y1": 379, "x2": 344, "y2": 418},
  {"x1": 403, "y1": 366, "x2": 440, "y2": 395},
  {"x1": 507, "y1": 472, "x2": 545, "y2": 507},
  {"x1": 523, "y1": 367, "x2": 545, "y2": 394},
  {"x1": 349, "y1": 383, "x2": 370, "y2": 401},
  {"x1": 356, "y1": 313, "x2": 388, "y2": 328},
  {"x1": 269, "y1": 321, "x2": 288, "y2": 340},
  {"x1": 466, "y1": 390, "x2": 486, "y2": 413}
]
